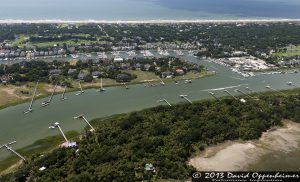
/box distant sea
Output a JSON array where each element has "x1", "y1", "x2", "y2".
[{"x1": 0, "y1": 0, "x2": 300, "y2": 21}]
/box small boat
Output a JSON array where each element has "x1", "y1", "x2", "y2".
[
  {"x1": 97, "y1": 52, "x2": 108, "y2": 59},
  {"x1": 99, "y1": 78, "x2": 105, "y2": 92},
  {"x1": 71, "y1": 54, "x2": 79, "y2": 59},
  {"x1": 176, "y1": 50, "x2": 184, "y2": 56},
  {"x1": 188, "y1": 50, "x2": 194, "y2": 55},
  {"x1": 23, "y1": 108, "x2": 33, "y2": 114},
  {"x1": 76, "y1": 82, "x2": 84, "y2": 95},
  {"x1": 41, "y1": 101, "x2": 50, "y2": 107},
  {"x1": 127, "y1": 51, "x2": 136, "y2": 57},
  {"x1": 122, "y1": 83, "x2": 129, "y2": 89},
  {"x1": 159, "y1": 78, "x2": 165, "y2": 86},
  {"x1": 24, "y1": 81, "x2": 39, "y2": 114},
  {"x1": 112, "y1": 51, "x2": 120, "y2": 56},
  {"x1": 185, "y1": 80, "x2": 192, "y2": 83},
  {"x1": 60, "y1": 85, "x2": 67, "y2": 101},
  {"x1": 143, "y1": 50, "x2": 154, "y2": 57},
  {"x1": 159, "y1": 50, "x2": 169, "y2": 56},
  {"x1": 41, "y1": 84, "x2": 57, "y2": 107}
]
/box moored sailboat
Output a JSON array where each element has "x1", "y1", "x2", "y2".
[
  {"x1": 99, "y1": 78, "x2": 105, "y2": 92},
  {"x1": 24, "y1": 81, "x2": 39, "y2": 114}
]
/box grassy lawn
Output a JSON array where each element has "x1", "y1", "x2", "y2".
[
  {"x1": 126, "y1": 70, "x2": 161, "y2": 82},
  {"x1": 58, "y1": 24, "x2": 69, "y2": 29},
  {"x1": 17, "y1": 40, "x2": 99, "y2": 48},
  {"x1": 173, "y1": 71, "x2": 214, "y2": 81},
  {"x1": 126, "y1": 70, "x2": 215, "y2": 83},
  {"x1": 273, "y1": 45, "x2": 300, "y2": 58},
  {"x1": 273, "y1": 52, "x2": 300, "y2": 57},
  {"x1": 0, "y1": 83, "x2": 60, "y2": 109},
  {"x1": 12, "y1": 33, "x2": 110, "y2": 48},
  {"x1": 12, "y1": 35, "x2": 30, "y2": 46},
  {"x1": 0, "y1": 90, "x2": 20, "y2": 107}
]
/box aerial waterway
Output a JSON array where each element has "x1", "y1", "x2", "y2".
[{"x1": 0, "y1": 52, "x2": 299, "y2": 164}]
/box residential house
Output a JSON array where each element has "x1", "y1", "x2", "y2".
[{"x1": 49, "y1": 69, "x2": 62, "y2": 76}]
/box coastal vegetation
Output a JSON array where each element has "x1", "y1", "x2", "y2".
[
  {"x1": 0, "y1": 57, "x2": 205, "y2": 84},
  {"x1": 1, "y1": 21, "x2": 300, "y2": 181},
  {"x1": 0, "y1": 57, "x2": 209, "y2": 109},
  {"x1": 272, "y1": 45, "x2": 300, "y2": 63},
  {"x1": 1, "y1": 89, "x2": 300, "y2": 181},
  {"x1": 1, "y1": 23, "x2": 300, "y2": 66}
]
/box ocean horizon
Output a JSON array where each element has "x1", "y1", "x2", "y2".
[
  {"x1": 0, "y1": 19, "x2": 300, "y2": 24},
  {"x1": 0, "y1": 0, "x2": 299, "y2": 21}
]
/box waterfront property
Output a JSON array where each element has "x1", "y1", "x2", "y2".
[{"x1": 0, "y1": 53, "x2": 299, "y2": 167}]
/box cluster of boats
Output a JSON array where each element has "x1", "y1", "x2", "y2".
[
  {"x1": 97, "y1": 52, "x2": 108, "y2": 59},
  {"x1": 127, "y1": 50, "x2": 137, "y2": 57},
  {"x1": 141, "y1": 50, "x2": 154, "y2": 57},
  {"x1": 27, "y1": 49, "x2": 197, "y2": 63},
  {"x1": 23, "y1": 80, "x2": 86, "y2": 114},
  {"x1": 23, "y1": 76, "x2": 194, "y2": 114},
  {"x1": 174, "y1": 50, "x2": 184, "y2": 56},
  {"x1": 231, "y1": 68, "x2": 255, "y2": 77},
  {"x1": 158, "y1": 50, "x2": 170, "y2": 56}
]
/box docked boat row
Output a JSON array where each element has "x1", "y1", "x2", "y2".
[
  {"x1": 23, "y1": 76, "x2": 196, "y2": 114},
  {"x1": 97, "y1": 52, "x2": 108, "y2": 59},
  {"x1": 159, "y1": 50, "x2": 170, "y2": 56},
  {"x1": 141, "y1": 50, "x2": 154, "y2": 57},
  {"x1": 0, "y1": 50, "x2": 199, "y2": 64}
]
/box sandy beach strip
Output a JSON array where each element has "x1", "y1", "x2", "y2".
[
  {"x1": 0, "y1": 19, "x2": 300, "y2": 24},
  {"x1": 188, "y1": 121, "x2": 300, "y2": 171}
]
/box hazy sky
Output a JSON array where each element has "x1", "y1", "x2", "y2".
[{"x1": 0, "y1": 0, "x2": 299, "y2": 20}]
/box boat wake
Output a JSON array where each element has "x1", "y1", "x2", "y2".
[{"x1": 203, "y1": 84, "x2": 249, "y2": 91}]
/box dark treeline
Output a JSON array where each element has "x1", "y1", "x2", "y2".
[{"x1": 1, "y1": 92, "x2": 300, "y2": 181}]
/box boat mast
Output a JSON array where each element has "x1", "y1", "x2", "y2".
[
  {"x1": 48, "y1": 84, "x2": 58, "y2": 103},
  {"x1": 99, "y1": 78, "x2": 105, "y2": 91},
  {"x1": 61, "y1": 85, "x2": 67, "y2": 100},
  {"x1": 79, "y1": 82, "x2": 83, "y2": 92},
  {"x1": 28, "y1": 81, "x2": 39, "y2": 110}
]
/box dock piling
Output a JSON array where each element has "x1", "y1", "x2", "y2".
[
  {"x1": 158, "y1": 99, "x2": 172, "y2": 106},
  {"x1": 180, "y1": 95, "x2": 193, "y2": 104},
  {"x1": 74, "y1": 114, "x2": 95, "y2": 132},
  {"x1": 49, "y1": 122, "x2": 69, "y2": 143},
  {"x1": 208, "y1": 92, "x2": 220, "y2": 100},
  {"x1": 266, "y1": 85, "x2": 287, "y2": 96},
  {"x1": 0, "y1": 141, "x2": 26, "y2": 161},
  {"x1": 223, "y1": 90, "x2": 238, "y2": 100}
]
